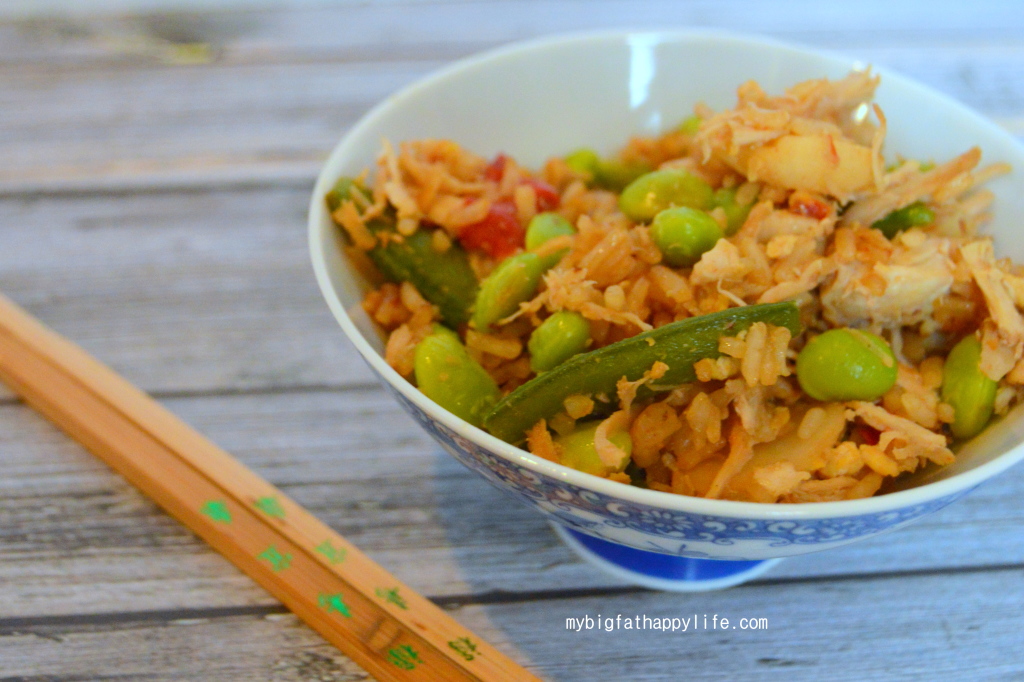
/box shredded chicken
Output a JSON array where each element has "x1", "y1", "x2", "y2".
[
  {"x1": 847, "y1": 402, "x2": 953, "y2": 466},
  {"x1": 822, "y1": 229, "x2": 954, "y2": 329}
]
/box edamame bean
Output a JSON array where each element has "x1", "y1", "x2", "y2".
[
  {"x1": 472, "y1": 252, "x2": 544, "y2": 332},
  {"x1": 678, "y1": 115, "x2": 702, "y2": 135},
  {"x1": 525, "y1": 212, "x2": 575, "y2": 269},
  {"x1": 485, "y1": 302, "x2": 801, "y2": 443},
  {"x1": 564, "y1": 148, "x2": 601, "y2": 180},
  {"x1": 649, "y1": 206, "x2": 723, "y2": 268},
  {"x1": 556, "y1": 420, "x2": 633, "y2": 476},
  {"x1": 525, "y1": 212, "x2": 574, "y2": 250},
  {"x1": 942, "y1": 335, "x2": 997, "y2": 440},
  {"x1": 528, "y1": 311, "x2": 591, "y2": 373},
  {"x1": 872, "y1": 201, "x2": 935, "y2": 239},
  {"x1": 796, "y1": 328, "x2": 897, "y2": 401},
  {"x1": 712, "y1": 187, "x2": 754, "y2": 235},
  {"x1": 414, "y1": 329, "x2": 500, "y2": 428},
  {"x1": 594, "y1": 158, "x2": 652, "y2": 192},
  {"x1": 563, "y1": 149, "x2": 650, "y2": 191},
  {"x1": 428, "y1": 322, "x2": 461, "y2": 342},
  {"x1": 618, "y1": 169, "x2": 714, "y2": 222}
]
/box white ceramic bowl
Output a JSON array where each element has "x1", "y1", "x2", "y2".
[{"x1": 310, "y1": 30, "x2": 1024, "y2": 590}]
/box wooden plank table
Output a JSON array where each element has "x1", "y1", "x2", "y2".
[{"x1": 1, "y1": 2, "x2": 1023, "y2": 679}]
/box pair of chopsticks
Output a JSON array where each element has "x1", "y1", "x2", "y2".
[{"x1": 0, "y1": 292, "x2": 540, "y2": 682}]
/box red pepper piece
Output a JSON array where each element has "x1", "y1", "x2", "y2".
[
  {"x1": 853, "y1": 423, "x2": 881, "y2": 446},
  {"x1": 458, "y1": 199, "x2": 524, "y2": 259},
  {"x1": 484, "y1": 154, "x2": 509, "y2": 182},
  {"x1": 524, "y1": 178, "x2": 560, "y2": 211}
]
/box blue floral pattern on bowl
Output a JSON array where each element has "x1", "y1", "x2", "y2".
[{"x1": 379, "y1": 371, "x2": 968, "y2": 562}]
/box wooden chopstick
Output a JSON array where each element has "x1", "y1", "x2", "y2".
[{"x1": 0, "y1": 292, "x2": 540, "y2": 682}]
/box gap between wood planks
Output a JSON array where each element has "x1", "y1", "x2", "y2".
[
  {"x1": 0, "y1": 382, "x2": 385, "y2": 409},
  {"x1": 1, "y1": 560, "x2": 1021, "y2": 636}
]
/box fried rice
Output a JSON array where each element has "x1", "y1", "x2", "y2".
[{"x1": 340, "y1": 69, "x2": 1019, "y2": 503}]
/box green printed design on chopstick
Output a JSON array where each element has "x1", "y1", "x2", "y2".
[
  {"x1": 387, "y1": 644, "x2": 422, "y2": 670},
  {"x1": 257, "y1": 545, "x2": 293, "y2": 572},
  {"x1": 315, "y1": 540, "x2": 348, "y2": 564},
  {"x1": 201, "y1": 500, "x2": 232, "y2": 524},
  {"x1": 448, "y1": 636, "x2": 478, "y2": 661},
  {"x1": 375, "y1": 586, "x2": 408, "y2": 610},
  {"x1": 254, "y1": 495, "x2": 285, "y2": 519},
  {"x1": 317, "y1": 592, "x2": 352, "y2": 618}
]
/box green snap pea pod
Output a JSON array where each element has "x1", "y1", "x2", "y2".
[
  {"x1": 325, "y1": 177, "x2": 365, "y2": 213},
  {"x1": 485, "y1": 301, "x2": 801, "y2": 444},
  {"x1": 528, "y1": 310, "x2": 591, "y2": 373},
  {"x1": 368, "y1": 228, "x2": 478, "y2": 327},
  {"x1": 871, "y1": 201, "x2": 935, "y2": 239},
  {"x1": 556, "y1": 420, "x2": 633, "y2": 476},
  {"x1": 327, "y1": 176, "x2": 479, "y2": 327},
  {"x1": 414, "y1": 328, "x2": 500, "y2": 428},
  {"x1": 942, "y1": 335, "x2": 998, "y2": 440},
  {"x1": 649, "y1": 206, "x2": 723, "y2": 268},
  {"x1": 472, "y1": 252, "x2": 545, "y2": 332},
  {"x1": 796, "y1": 328, "x2": 897, "y2": 401},
  {"x1": 619, "y1": 169, "x2": 714, "y2": 222},
  {"x1": 712, "y1": 187, "x2": 754, "y2": 236},
  {"x1": 526, "y1": 212, "x2": 576, "y2": 269}
]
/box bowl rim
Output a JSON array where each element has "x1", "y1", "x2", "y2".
[{"x1": 309, "y1": 27, "x2": 1024, "y2": 521}]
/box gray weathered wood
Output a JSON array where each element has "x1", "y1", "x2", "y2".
[
  {"x1": 0, "y1": 609, "x2": 373, "y2": 681},
  {"x1": 0, "y1": 3, "x2": 1023, "y2": 194},
  {"x1": 2, "y1": 389, "x2": 1022, "y2": 620},
  {"x1": 2, "y1": 567, "x2": 1022, "y2": 681},
  {"x1": 0, "y1": 187, "x2": 374, "y2": 398},
  {"x1": 2, "y1": 1, "x2": 1024, "y2": 68}
]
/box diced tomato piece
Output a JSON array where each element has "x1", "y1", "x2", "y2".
[
  {"x1": 524, "y1": 178, "x2": 560, "y2": 211},
  {"x1": 458, "y1": 199, "x2": 524, "y2": 259},
  {"x1": 484, "y1": 154, "x2": 509, "y2": 182}
]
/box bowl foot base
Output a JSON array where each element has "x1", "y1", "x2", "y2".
[{"x1": 552, "y1": 524, "x2": 781, "y2": 592}]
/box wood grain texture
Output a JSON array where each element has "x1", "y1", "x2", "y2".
[
  {"x1": 0, "y1": 187, "x2": 374, "y2": 398},
  {"x1": 2, "y1": 390, "x2": 1023, "y2": 617},
  {"x1": 0, "y1": 2, "x2": 1023, "y2": 193},
  {"x1": 2, "y1": 567, "x2": 1022, "y2": 681}
]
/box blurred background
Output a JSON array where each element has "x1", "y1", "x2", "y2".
[{"x1": 1, "y1": 0, "x2": 1021, "y2": 196}]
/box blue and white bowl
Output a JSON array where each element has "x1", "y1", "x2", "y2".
[{"x1": 310, "y1": 30, "x2": 1024, "y2": 590}]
